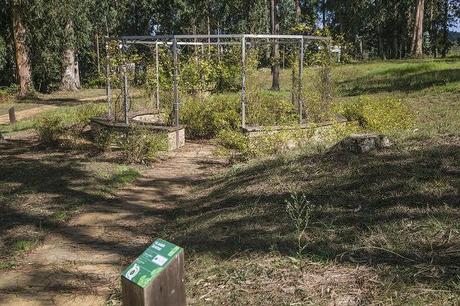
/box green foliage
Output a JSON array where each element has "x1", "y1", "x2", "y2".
[
  {"x1": 0, "y1": 86, "x2": 16, "y2": 104},
  {"x1": 34, "y1": 114, "x2": 65, "y2": 146},
  {"x1": 180, "y1": 94, "x2": 241, "y2": 139},
  {"x1": 34, "y1": 103, "x2": 106, "y2": 146},
  {"x1": 338, "y1": 96, "x2": 414, "y2": 133},
  {"x1": 120, "y1": 127, "x2": 168, "y2": 164},
  {"x1": 215, "y1": 129, "x2": 251, "y2": 161},
  {"x1": 247, "y1": 91, "x2": 299, "y2": 126},
  {"x1": 94, "y1": 128, "x2": 117, "y2": 152}
]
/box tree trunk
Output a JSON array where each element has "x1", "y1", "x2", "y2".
[
  {"x1": 61, "y1": 20, "x2": 80, "y2": 91},
  {"x1": 441, "y1": 0, "x2": 449, "y2": 57},
  {"x1": 295, "y1": 0, "x2": 301, "y2": 22},
  {"x1": 12, "y1": 3, "x2": 33, "y2": 98},
  {"x1": 323, "y1": 0, "x2": 327, "y2": 29},
  {"x1": 411, "y1": 0, "x2": 425, "y2": 57},
  {"x1": 271, "y1": 0, "x2": 280, "y2": 91}
]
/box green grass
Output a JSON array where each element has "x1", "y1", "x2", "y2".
[{"x1": 156, "y1": 57, "x2": 460, "y2": 304}]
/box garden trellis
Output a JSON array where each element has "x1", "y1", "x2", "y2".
[{"x1": 104, "y1": 34, "x2": 331, "y2": 130}]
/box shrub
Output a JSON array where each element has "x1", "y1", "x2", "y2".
[
  {"x1": 34, "y1": 115, "x2": 65, "y2": 146},
  {"x1": 338, "y1": 96, "x2": 414, "y2": 133},
  {"x1": 180, "y1": 94, "x2": 241, "y2": 139},
  {"x1": 215, "y1": 129, "x2": 251, "y2": 161},
  {"x1": 94, "y1": 128, "x2": 117, "y2": 152},
  {"x1": 247, "y1": 91, "x2": 299, "y2": 126},
  {"x1": 71, "y1": 104, "x2": 106, "y2": 132},
  {"x1": 120, "y1": 127, "x2": 168, "y2": 163},
  {"x1": 0, "y1": 86, "x2": 16, "y2": 104}
]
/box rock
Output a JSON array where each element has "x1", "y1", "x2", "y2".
[{"x1": 330, "y1": 134, "x2": 392, "y2": 154}]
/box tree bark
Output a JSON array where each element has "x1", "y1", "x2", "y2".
[
  {"x1": 61, "y1": 20, "x2": 80, "y2": 91},
  {"x1": 270, "y1": 0, "x2": 280, "y2": 91},
  {"x1": 295, "y1": 0, "x2": 301, "y2": 22},
  {"x1": 411, "y1": 0, "x2": 425, "y2": 57},
  {"x1": 12, "y1": 3, "x2": 33, "y2": 98},
  {"x1": 441, "y1": 0, "x2": 449, "y2": 57}
]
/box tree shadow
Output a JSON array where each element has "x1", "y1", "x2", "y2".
[
  {"x1": 163, "y1": 135, "x2": 460, "y2": 287},
  {"x1": 340, "y1": 68, "x2": 460, "y2": 96}
]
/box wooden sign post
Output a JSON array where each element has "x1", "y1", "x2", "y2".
[
  {"x1": 8, "y1": 107, "x2": 16, "y2": 125},
  {"x1": 121, "y1": 239, "x2": 186, "y2": 306}
]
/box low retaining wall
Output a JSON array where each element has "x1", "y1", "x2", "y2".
[
  {"x1": 91, "y1": 117, "x2": 185, "y2": 151},
  {"x1": 242, "y1": 119, "x2": 358, "y2": 150}
]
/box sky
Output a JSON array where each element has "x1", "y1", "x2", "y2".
[{"x1": 451, "y1": 19, "x2": 460, "y2": 32}]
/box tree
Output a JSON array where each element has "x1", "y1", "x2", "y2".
[
  {"x1": 295, "y1": 0, "x2": 301, "y2": 22},
  {"x1": 270, "y1": 0, "x2": 280, "y2": 91},
  {"x1": 61, "y1": 19, "x2": 80, "y2": 91},
  {"x1": 412, "y1": 0, "x2": 425, "y2": 56},
  {"x1": 11, "y1": 1, "x2": 33, "y2": 97}
]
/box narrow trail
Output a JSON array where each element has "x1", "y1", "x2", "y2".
[
  {"x1": 0, "y1": 143, "x2": 223, "y2": 305},
  {"x1": 0, "y1": 105, "x2": 57, "y2": 125}
]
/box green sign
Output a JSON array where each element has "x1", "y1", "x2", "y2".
[{"x1": 122, "y1": 239, "x2": 183, "y2": 288}]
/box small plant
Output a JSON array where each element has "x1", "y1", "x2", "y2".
[
  {"x1": 338, "y1": 96, "x2": 414, "y2": 133},
  {"x1": 34, "y1": 115, "x2": 64, "y2": 146},
  {"x1": 120, "y1": 127, "x2": 168, "y2": 163},
  {"x1": 215, "y1": 129, "x2": 252, "y2": 161},
  {"x1": 285, "y1": 192, "x2": 313, "y2": 261},
  {"x1": 95, "y1": 128, "x2": 117, "y2": 152}
]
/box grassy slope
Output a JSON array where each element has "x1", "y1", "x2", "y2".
[{"x1": 163, "y1": 57, "x2": 460, "y2": 305}]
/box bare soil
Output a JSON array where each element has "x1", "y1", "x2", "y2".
[{"x1": 0, "y1": 133, "x2": 225, "y2": 305}]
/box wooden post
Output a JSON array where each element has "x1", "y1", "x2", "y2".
[
  {"x1": 121, "y1": 239, "x2": 186, "y2": 306},
  {"x1": 8, "y1": 107, "x2": 16, "y2": 125}
]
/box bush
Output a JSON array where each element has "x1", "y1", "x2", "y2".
[
  {"x1": 338, "y1": 96, "x2": 414, "y2": 133},
  {"x1": 120, "y1": 127, "x2": 168, "y2": 163},
  {"x1": 0, "y1": 85, "x2": 18, "y2": 104},
  {"x1": 247, "y1": 91, "x2": 298, "y2": 126},
  {"x1": 94, "y1": 128, "x2": 117, "y2": 152},
  {"x1": 215, "y1": 129, "x2": 251, "y2": 161},
  {"x1": 34, "y1": 115, "x2": 65, "y2": 146},
  {"x1": 72, "y1": 104, "x2": 106, "y2": 132},
  {"x1": 34, "y1": 103, "x2": 106, "y2": 146},
  {"x1": 180, "y1": 94, "x2": 241, "y2": 139}
]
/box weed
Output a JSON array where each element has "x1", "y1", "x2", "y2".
[
  {"x1": 285, "y1": 193, "x2": 314, "y2": 261},
  {"x1": 12, "y1": 239, "x2": 36, "y2": 253}
]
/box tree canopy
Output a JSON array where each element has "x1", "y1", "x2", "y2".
[{"x1": 0, "y1": 0, "x2": 458, "y2": 93}]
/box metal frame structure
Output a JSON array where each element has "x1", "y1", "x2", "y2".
[{"x1": 105, "y1": 34, "x2": 331, "y2": 130}]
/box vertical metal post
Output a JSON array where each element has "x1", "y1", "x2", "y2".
[
  {"x1": 298, "y1": 37, "x2": 305, "y2": 125},
  {"x1": 173, "y1": 37, "x2": 180, "y2": 148},
  {"x1": 241, "y1": 36, "x2": 247, "y2": 129},
  {"x1": 105, "y1": 41, "x2": 112, "y2": 119},
  {"x1": 155, "y1": 42, "x2": 160, "y2": 111},
  {"x1": 122, "y1": 40, "x2": 129, "y2": 125}
]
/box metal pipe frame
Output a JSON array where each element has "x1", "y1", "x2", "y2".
[{"x1": 107, "y1": 34, "x2": 331, "y2": 129}]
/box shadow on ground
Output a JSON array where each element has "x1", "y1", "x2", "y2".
[{"x1": 164, "y1": 135, "x2": 460, "y2": 287}]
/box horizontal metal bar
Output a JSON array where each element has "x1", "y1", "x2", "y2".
[
  {"x1": 125, "y1": 41, "x2": 244, "y2": 46},
  {"x1": 106, "y1": 34, "x2": 331, "y2": 42}
]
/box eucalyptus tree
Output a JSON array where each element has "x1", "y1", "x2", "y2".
[{"x1": 8, "y1": 0, "x2": 34, "y2": 97}]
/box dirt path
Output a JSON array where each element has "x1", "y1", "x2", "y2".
[
  {"x1": 0, "y1": 142, "x2": 223, "y2": 305},
  {"x1": 0, "y1": 105, "x2": 58, "y2": 125}
]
